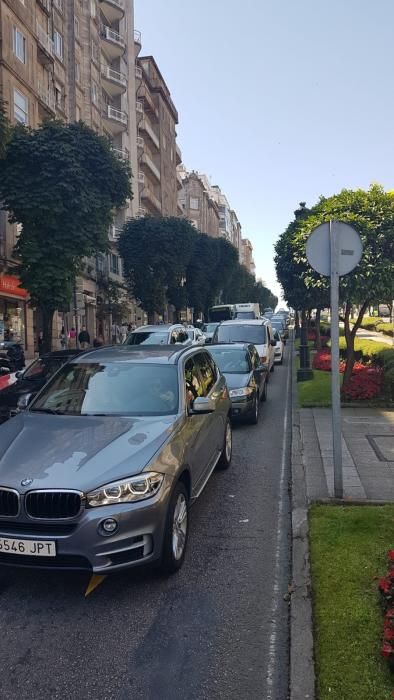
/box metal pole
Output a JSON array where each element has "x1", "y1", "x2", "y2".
[{"x1": 330, "y1": 220, "x2": 343, "y2": 498}]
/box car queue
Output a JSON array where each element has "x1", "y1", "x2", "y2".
[{"x1": 0, "y1": 309, "x2": 289, "y2": 577}]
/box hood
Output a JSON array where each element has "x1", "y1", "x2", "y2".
[
  {"x1": 0, "y1": 412, "x2": 176, "y2": 492},
  {"x1": 222, "y1": 372, "x2": 251, "y2": 390}
]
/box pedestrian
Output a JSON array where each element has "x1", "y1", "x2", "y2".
[
  {"x1": 60, "y1": 326, "x2": 67, "y2": 349},
  {"x1": 120, "y1": 323, "x2": 128, "y2": 344},
  {"x1": 78, "y1": 326, "x2": 90, "y2": 349},
  {"x1": 111, "y1": 322, "x2": 120, "y2": 345},
  {"x1": 68, "y1": 327, "x2": 77, "y2": 348}
]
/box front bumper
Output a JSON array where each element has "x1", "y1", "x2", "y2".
[
  {"x1": 0, "y1": 475, "x2": 173, "y2": 573},
  {"x1": 230, "y1": 393, "x2": 255, "y2": 418}
]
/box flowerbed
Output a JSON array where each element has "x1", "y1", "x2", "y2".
[
  {"x1": 312, "y1": 350, "x2": 384, "y2": 400},
  {"x1": 379, "y1": 550, "x2": 394, "y2": 673}
]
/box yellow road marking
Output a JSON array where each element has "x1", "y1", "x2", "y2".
[{"x1": 85, "y1": 574, "x2": 106, "y2": 597}]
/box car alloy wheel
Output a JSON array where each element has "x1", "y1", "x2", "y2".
[
  {"x1": 172, "y1": 492, "x2": 188, "y2": 561},
  {"x1": 217, "y1": 418, "x2": 232, "y2": 470},
  {"x1": 249, "y1": 393, "x2": 259, "y2": 424}
]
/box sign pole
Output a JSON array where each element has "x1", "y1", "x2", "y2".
[{"x1": 329, "y1": 220, "x2": 343, "y2": 498}]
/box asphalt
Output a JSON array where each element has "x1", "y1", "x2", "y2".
[{"x1": 0, "y1": 350, "x2": 293, "y2": 700}]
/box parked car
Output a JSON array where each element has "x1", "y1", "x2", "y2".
[
  {"x1": 270, "y1": 316, "x2": 289, "y2": 341},
  {"x1": 125, "y1": 324, "x2": 191, "y2": 346},
  {"x1": 212, "y1": 319, "x2": 276, "y2": 373},
  {"x1": 186, "y1": 327, "x2": 205, "y2": 345},
  {"x1": 0, "y1": 349, "x2": 85, "y2": 424},
  {"x1": 208, "y1": 343, "x2": 268, "y2": 424},
  {"x1": 0, "y1": 345, "x2": 231, "y2": 574},
  {"x1": 273, "y1": 329, "x2": 284, "y2": 365},
  {"x1": 202, "y1": 322, "x2": 220, "y2": 344}
]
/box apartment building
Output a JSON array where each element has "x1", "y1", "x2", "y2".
[
  {"x1": 241, "y1": 238, "x2": 256, "y2": 275},
  {"x1": 177, "y1": 168, "x2": 220, "y2": 237},
  {"x1": 0, "y1": 0, "x2": 140, "y2": 351},
  {"x1": 136, "y1": 55, "x2": 180, "y2": 218}
]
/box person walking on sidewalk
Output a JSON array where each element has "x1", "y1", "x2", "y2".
[{"x1": 78, "y1": 326, "x2": 90, "y2": 349}]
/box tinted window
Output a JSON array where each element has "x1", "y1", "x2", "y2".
[
  {"x1": 24, "y1": 357, "x2": 64, "y2": 380},
  {"x1": 127, "y1": 331, "x2": 168, "y2": 345},
  {"x1": 203, "y1": 323, "x2": 218, "y2": 333},
  {"x1": 194, "y1": 353, "x2": 215, "y2": 394},
  {"x1": 31, "y1": 363, "x2": 179, "y2": 416},
  {"x1": 209, "y1": 347, "x2": 250, "y2": 374},
  {"x1": 216, "y1": 324, "x2": 267, "y2": 345}
]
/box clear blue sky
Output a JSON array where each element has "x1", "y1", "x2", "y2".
[{"x1": 135, "y1": 0, "x2": 394, "y2": 302}]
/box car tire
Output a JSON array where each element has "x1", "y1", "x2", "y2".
[
  {"x1": 249, "y1": 393, "x2": 259, "y2": 424},
  {"x1": 261, "y1": 381, "x2": 268, "y2": 402},
  {"x1": 159, "y1": 481, "x2": 189, "y2": 575},
  {"x1": 217, "y1": 417, "x2": 232, "y2": 470}
]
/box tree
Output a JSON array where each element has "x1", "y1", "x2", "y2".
[
  {"x1": 0, "y1": 120, "x2": 131, "y2": 351},
  {"x1": 276, "y1": 187, "x2": 394, "y2": 383},
  {"x1": 119, "y1": 217, "x2": 197, "y2": 322},
  {"x1": 0, "y1": 96, "x2": 10, "y2": 159}
]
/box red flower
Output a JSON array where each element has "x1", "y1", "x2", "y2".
[
  {"x1": 386, "y1": 608, "x2": 394, "y2": 618},
  {"x1": 388, "y1": 551, "x2": 394, "y2": 562},
  {"x1": 384, "y1": 627, "x2": 394, "y2": 641},
  {"x1": 379, "y1": 577, "x2": 392, "y2": 593},
  {"x1": 381, "y1": 642, "x2": 393, "y2": 658}
]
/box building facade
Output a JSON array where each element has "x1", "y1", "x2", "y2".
[
  {"x1": 0, "y1": 0, "x2": 140, "y2": 352},
  {"x1": 241, "y1": 238, "x2": 256, "y2": 275},
  {"x1": 136, "y1": 55, "x2": 180, "y2": 218},
  {"x1": 177, "y1": 169, "x2": 220, "y2": 237}
]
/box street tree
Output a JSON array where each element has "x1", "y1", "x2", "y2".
[
  {"x1": 119, "y1": 216, "x2": 197, "y2": 321},
  {"x1": 0, "y1": 120, "x2": 131, "y2": 351}
]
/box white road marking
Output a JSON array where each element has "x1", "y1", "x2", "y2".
[{"x1": 265, "y1": 355, "x2": 291, "y2": 699}]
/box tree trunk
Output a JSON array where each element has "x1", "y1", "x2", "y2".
[
  {"x1": 315, "y1": 308, "x2": 322, "y2": 350},
  {"x1": 41, "y1": 306, "x2": 55, "y2": 355},
  {"x1": 147, "y1": 312, "x2": 155, "y2": 324},
  {"x1": 342, "y1": 299, "x2": 369, "y2": 385},
  {"x1": 295, "y1": 310, "x2": 300, "y2": 337}
]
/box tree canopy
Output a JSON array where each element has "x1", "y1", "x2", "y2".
[{"x1": 0, "y1": 119, "x2": 131, "y2": 350}]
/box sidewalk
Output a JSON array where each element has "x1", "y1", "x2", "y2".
[
  {"x1": 355, "y1": 326, "x2": 393, "y2": 346},
  {"x1": 300, "y1": 407, "x2": 394, "y2": 501}
]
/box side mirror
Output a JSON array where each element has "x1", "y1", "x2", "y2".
[
  {"x1": 17, "y1": 393, "x2": 33, "y2": 411},
  {"x1": 191, "y1": 396, "x2": 215, "y2": 414}
]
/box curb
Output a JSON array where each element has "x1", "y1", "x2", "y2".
[{"x1": 290, "y1": 341, "x2": 315, "y2": 700}]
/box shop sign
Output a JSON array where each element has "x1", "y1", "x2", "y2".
[{"x1": 0, "y1": 275, "x2": 29, "y2": 299}]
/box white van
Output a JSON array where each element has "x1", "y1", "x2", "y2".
[
  {"x1": 234, "y1": 303, "x2": 261, "y2": 320},
  {"x1": 212, "y1": 319, "x2": 275, "y2": 373}
]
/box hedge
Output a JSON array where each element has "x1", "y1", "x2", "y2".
[
  {"x1": 379, "y1": 323, "x2": 394, "y2": 338},
  {"x1": 330, "y1": 338, "x2": 394, "y2": 401}
]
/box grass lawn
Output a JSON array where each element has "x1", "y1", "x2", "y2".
[
  {"x1": 297, "y1": 369, "x2": 333, "y2": 407},
  {"x1": 310, "y1": 505, "x2": 394, "y2": 700}
]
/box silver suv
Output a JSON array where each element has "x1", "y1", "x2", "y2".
[
  {"x1": 0, "y1": 345, "x2": 232, "y2": 575},
  {"x1": 125, "y1": 324, "x2": 191, "y2": 346}
]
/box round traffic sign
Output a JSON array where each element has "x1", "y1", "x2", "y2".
[{"x1": 306, "y1": 221, "x2": 363, "y2": 276}]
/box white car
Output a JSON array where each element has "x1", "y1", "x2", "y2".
[
  {"x1": 273, "y1": 329, "x2": 284, "y2": 364},
  {"x1": 186, "y1": 327, "x2": 206, "y2": 345},
  {"x1": 212, "y1": 319, "x2": 275, "y2": 373}
]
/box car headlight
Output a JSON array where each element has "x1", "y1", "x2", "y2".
[
  {"x1": 229, "y1": 387, "x2": 254, "y2": 398},
  {"x1": 86, "y1": 472, "x2": 164, "y2": 507}
]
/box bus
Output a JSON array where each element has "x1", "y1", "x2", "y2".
[{"x1": 208, "y1": 304, "x2": 235, "y2": 322}]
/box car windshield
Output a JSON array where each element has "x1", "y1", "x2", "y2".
[
  {"x1": 271, "y1": 320, "x2": 284, "y2": 329},
  {"x1": 23, "y1": 357, "x2": 64, "y2": 380},
  {"x1": 203, "y1": 323, "x2": 218, "y2": 333},
  {"x1": 31, "y1": 362, "x2": 179, "y2": 416},
  {"x1": 216, "y1": 325, "x2": 267, "y2": 345},
  {"x1": 126, "y1": 331, "x2": 168, "y2": 345},
  {"x1": 209, "y1": 348, "x2": 250, "y2": 374},
  {"x1": 187, "y1": 330, "x2": 194, "y2": 340}
]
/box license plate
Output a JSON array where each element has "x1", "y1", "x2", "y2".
[{"x1": 0, "y1": 537, "x2": 56, "y2": 557}]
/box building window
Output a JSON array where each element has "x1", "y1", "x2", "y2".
[
  {"x1": 55, "y1": 83, "x2": 64, "y2": 109},
  {"x1": 91, "y1": 40, "x2": 99, "y2": 64},
  {"x1": 91, "y1": 81, "x2": 99, "y2": 105},
  {"x1": 75, "y1": 61, "x2": 81, "y2": 83},
  {"x1": 90, "y1": 0, "x2": 96, "y2": 18},
  {"x1": 54, "y1": 30, "x2": 64, "y2": 59},
  {"x1": 74, "y1": 17, "x2": 80, "y2": 39},
  {"x1": 162, "y1": 134, "x2": 167, "y2": 150},
  {"x1": 109, "y1": 254, "x2": 119, "y2": 275},
  {"x1": 13, "y1": 89, "x2": 28, "y2": 124},
  {"x1": 12, "y1": 27, "x2": 26, "y2": 64},
  {"x1": 170, "y1": 148, "x2": 173, "y2": 162},
  {"x1": 190, "y1": 197, "x2": 199, "y2": 210},
  {"x1": 76, "y1": 105, "x2": 81, "y2": 121}
]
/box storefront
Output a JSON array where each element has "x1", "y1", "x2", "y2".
[{"x1": 0, "y1": 274, "x2": 29, "y2": 348}]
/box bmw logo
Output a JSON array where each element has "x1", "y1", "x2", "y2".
[{"x1": 21, "y1": 478, "x2": 33, "y2": 487}]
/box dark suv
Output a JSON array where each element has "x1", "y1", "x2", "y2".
[{"x1": 0, "y1": 349, "x2": 84, "y2": 423}]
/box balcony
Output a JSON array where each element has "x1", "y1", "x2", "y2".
[
  {"x1": 112, "y1": 147, "x2": 129, "y2": 161},
  {"x1": 36, "y1": 21, "x2": 54, "y2": 64},
  {"x1": 99, "y1": 0, "x2": 125, "y2": 23},
  {"x1": 138, "y1": 85, "x2": 158, "y2": 120},
  {"x1": 136, "y1": 136, "x2": 144, "y2": 149},
  {"x1": 102, "y1": 104, "x2": 128, "y2": 133},
  {"x1": 136, "y1": 101, "x2": 144, "y2": 114},
  {"x1": 138, "y1": 171, "x2": 145, "y2": 185},
  {"x1": 109, "y1": 225, "x2": 123, "y2": 242},
  {"x1": 176, "y1": 144, "x2": 182, "y2": 165},
  {"x1": 134, "y1": 30, "x2": 142, "y2": 50},
  {"x1": 135, "y1": 65, "x2": 143, "y2": 81},
  {"x1": 141, "y1": 152, "x2": 161, "y2": 183},
  {"x1": 100, "y1": 25, "x2": 126, "y2": 59},
  {"x1": 139, "y1": 119, "x2": 160, "y2": 150},
  {"x1": 37, "y1": 82, "x2": 55, "y2": 113},
  {"x1": 101, "y1": 64, "x2": 127, "y2": 96},
  {"x1": 141, "y1": 185, "x2": 162, "y2": 214}
]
